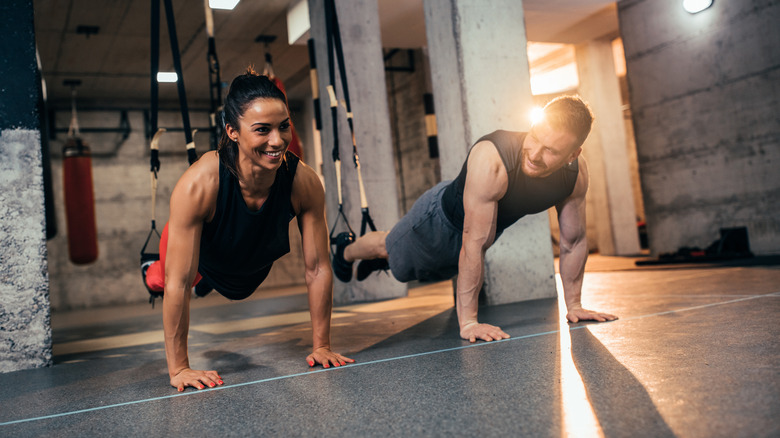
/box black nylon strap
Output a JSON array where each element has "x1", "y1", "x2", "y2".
[
  {"x1": 162, "y1": 0, "x2": 196, "y2": 165},
  {"x1": 307, "y1": 39, "x2": 322, "y2": 131},
  {"x1": 323, "y1": 0, "x2": 378, "y2": 237},
  {"x1": 150, "y1": 0, "x2": 160, "y2": 173},
  {"x1": 324, "y1": 0, "x2": 340, "y2": 163},
  {"x1": 207, "y1": 36, "x2": 223, "y2": 151}
]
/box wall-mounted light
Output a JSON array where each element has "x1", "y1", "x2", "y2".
[
  {"x1": 209, "y1": 0, "x2": 240, "y2": 10},
  {"x1": 683, "y1": 0, "x2": 713, "y2": 14},
  {"x1": 157, "y1": 72, "x2": 178, "y2": 83}
]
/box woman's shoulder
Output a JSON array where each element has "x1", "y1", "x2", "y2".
[
  {"x1": 180, "y1": 151, "x2": 219, "y2": 186},
  {"x1": 171, "y1": 151, "x2": 221, "y2": 218},
  {"x1": 291, "y1": 160, "x2": 325, "y2": 214}
]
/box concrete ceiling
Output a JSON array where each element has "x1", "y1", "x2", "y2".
[{"x1": 34, "y1": 0, "x2": 617, "y2": 110}]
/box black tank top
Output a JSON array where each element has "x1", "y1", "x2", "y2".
[
  {"x1": 441, "y1": 130, "x2": 578, "y2": 234},
  {"x1": 198, "y1": 152, "x2": 299, "y2": 300}
]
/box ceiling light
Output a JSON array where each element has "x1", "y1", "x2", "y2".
[
  {"x1": 209, "y1": 0, "x2": 240, "y2": 10},
  {"x1": 157, "y1": 72, "x2": 178, "y2": 83},
  {"x1": 683, "y1": 0, "x2": 713, "y2": 14}
]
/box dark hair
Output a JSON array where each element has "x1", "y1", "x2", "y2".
[
  {"x1": 218, "y1": 67, "x2": 289, "y2": 177},
  {"x1": 542, "y1": 95, "x2": 594, "y2": 147}
]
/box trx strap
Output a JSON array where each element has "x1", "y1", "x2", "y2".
[
  {"x1": 307, "y1": 38, "x2": 322, "y2": 132},
  {"x1": 322, "y1": 0, "x2": 377, "y2": 244},
  {"x1": 150, "y1": 0, "x2": 197, "y2": 165},
  {"x1": 143, "y1": 0, "x2": 199, "y2": 304},
  {"x1": 204, "y1": 0, "x2": 223, "y2": 151},
  {"x1": 139, "y1": 129, "x2": 166, "y2": 291}
]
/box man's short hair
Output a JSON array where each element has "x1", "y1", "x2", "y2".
[{"x1": 542, "y1": 95, "x2": 594, "y2": 147}]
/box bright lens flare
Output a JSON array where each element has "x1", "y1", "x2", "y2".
[
  {"x1": 530, "y1": 107, "x2": 545, "y2": 125},
  {"x1": 683, "y1": 0, "x2": 713, "y2": 14}
]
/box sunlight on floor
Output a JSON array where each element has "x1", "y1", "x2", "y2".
[{"x1": 557, "y1": 275, "x2": 604, "y2": 438}]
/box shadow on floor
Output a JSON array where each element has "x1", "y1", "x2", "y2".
[{"x1": 571, "y1": 327, "x2": 676, "y2": 436}]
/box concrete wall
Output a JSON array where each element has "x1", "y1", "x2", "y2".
[
  {"x1": 385, "y1": 49, "x2": 441, "y2": 215},
  {"x1": 618, "y1": 0, "x2": 780, "y2": 255},
  {"x1": 45, "y1": 109, "x2": 306, "y2": 310},
  {"x1": 0, "y1": 0, "x2": 52, "y2": 372}
]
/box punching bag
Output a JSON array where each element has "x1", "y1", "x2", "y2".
[
  {"x1": 270, "y1": 76, "x2": 303, "y2": 159},
  {"x1": 63, "y1": 137, "x2": 98, "y2": 264}
]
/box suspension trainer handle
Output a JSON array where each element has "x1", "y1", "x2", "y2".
[
  {"x1": 360, "y1": 208, "x2": 377, "y2": 237},
  {"x1": 186, "y1": 129, "x2": 198, "y2": 165}
]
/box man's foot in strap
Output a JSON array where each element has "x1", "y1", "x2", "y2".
[
  {"x1": 331, "y1": 231, "x2": 355, "y2": 282},
  {"x1": 356, "y1": 258, "x2": 389, "y2": 281}
]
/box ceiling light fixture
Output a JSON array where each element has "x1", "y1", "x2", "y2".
[
  {"x1": 683, "y1": 0, "x2": 713, "y2": 14},
  {"x1": 157, "y1": 72, "x2": 178, "y2": 83},
  {"x1": 209, "y1": 0, "x2": 240, "y2": 10}
]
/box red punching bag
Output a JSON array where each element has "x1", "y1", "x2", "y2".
[{"x1": 63, "y1": 137, "x2": 98, "y2": 264}]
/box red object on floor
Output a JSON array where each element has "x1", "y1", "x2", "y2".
[
  {"x1": 63, "y1": 139, "x2": 98, "y2": 264},
  {"x1": 145, "y1": 223, "x2": 202, "y2": 292},
  {"x1": 271, "y1": 76, "x2": 303, "y2": 159}
]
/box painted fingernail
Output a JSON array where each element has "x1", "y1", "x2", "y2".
[
  {"x1": 218, "y1": 380, "x2": 223, "y2": 385},
  {"x1": 308, "y1": 360, "x2": 315, "y2": 366},
  {"x1": 199, "y1": 385, "x2": 204, "y2": 389},
  {"x1": 178, "y1": 388, "x2": 184, "y2": 392},
  {"x1": 209, "y1": 383, "x2": 215, "y2": 388}
]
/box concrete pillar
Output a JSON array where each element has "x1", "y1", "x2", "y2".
[
  {"x1": 0, "y1": 0, "x2": 52, "y2": 372},
  {"x1": 619, "y1": 0, "x2": 780, "y2": 256},
  {"x1": 575, "y1": 39, "x2": 641, "y2": 256},
  {"x1": 424, "y1": 0, "x2": 557, "y2": 305},
  {"x1": 308, "y1": 0, "x2": 407, "y2": 303}
]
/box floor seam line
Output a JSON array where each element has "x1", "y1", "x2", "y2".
[{"x1": 2, "y1": 290, "x2": 777, "y2": 427}]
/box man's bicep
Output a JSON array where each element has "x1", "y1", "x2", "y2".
[
  {"x1": 462, "y1": 180, "x2": 500, "y2": 249},
  {"x1": 462, "y1": 142, "x2": 506, "y2": 248}
]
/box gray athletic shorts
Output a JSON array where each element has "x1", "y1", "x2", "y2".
[{"x1": 386, "y1": 181, "x2": 463, "y2": 282}]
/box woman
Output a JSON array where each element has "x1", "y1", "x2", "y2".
[{"x1": 148, "y1": 69, "x2": 353, "y2": 391}]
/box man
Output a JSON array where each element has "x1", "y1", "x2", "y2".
[{"x1": 332, "y1": 96, "x2": 617, "y2": 343}]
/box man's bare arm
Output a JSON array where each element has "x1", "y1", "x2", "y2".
[
  {"x1": 457, "y1": 142, "x2": 511, "y2": 342},
  {"x1": 555, "y1": 157, "x2": 617, "y2": 323}
]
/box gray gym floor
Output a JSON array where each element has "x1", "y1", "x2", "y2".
[{"x1": 1, "y1": 255, "x2": 778, "y2": 437}]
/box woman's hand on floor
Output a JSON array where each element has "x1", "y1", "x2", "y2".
[
  {"x1": 170, "y1": 367, "x2": 223, "y2": 392},
  {"x1": 306, "y1": 347, "x2": 355, "y2": 368}
]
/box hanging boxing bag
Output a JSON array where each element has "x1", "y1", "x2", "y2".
[{"x1": 63, "y1": 137, "x2": 98, "y2": 264}]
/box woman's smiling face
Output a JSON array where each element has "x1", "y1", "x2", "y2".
[{"x1": 228, "y1": 97, "x2": 292, "y2": 171}]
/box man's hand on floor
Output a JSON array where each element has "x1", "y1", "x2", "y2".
[
  {"x1": 460, "y1": 322, "x2": 510, "y2": 343},
  {"x1": 566, "y1": 307, "x2": 618, "y2": 323}
]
